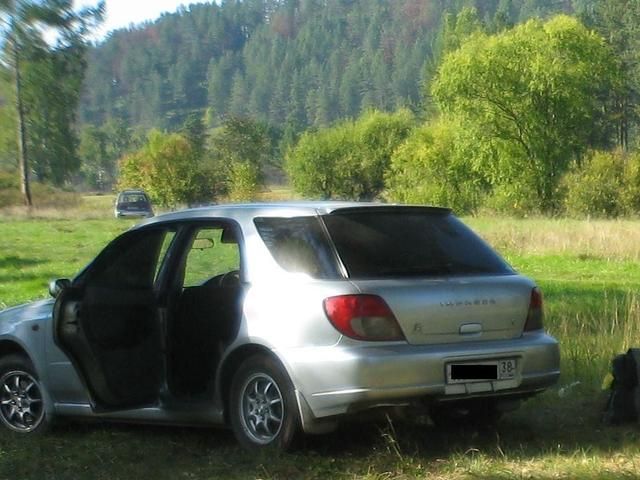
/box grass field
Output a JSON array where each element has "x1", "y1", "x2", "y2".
[{"x1": 1, "y1": 201, "x2": 640, "y2": 479}]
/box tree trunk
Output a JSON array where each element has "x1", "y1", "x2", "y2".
[{"x1": 13, "y1": 39, "x2": 32, "y2": 207}]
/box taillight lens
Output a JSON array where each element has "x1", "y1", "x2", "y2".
[
  {"x1": 524, "y1": 287, "x2": 544, "y2": 331},
  {"x1": 323, "y1": 294, "x2": 405, "y2": 341}
]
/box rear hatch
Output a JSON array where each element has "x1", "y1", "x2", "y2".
[
  {"x1": 322, "y1": 207, "x2": 533, "y2": 345},
  {"x1": 117, "y1": 192, "x2": 151, "y2": 212}
]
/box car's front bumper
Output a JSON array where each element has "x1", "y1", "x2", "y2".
[{"x1": 281, "y1": 331, "x2": 560, "y2": 422}]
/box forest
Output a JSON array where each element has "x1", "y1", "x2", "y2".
[
  {"x1": 1, "y1": 0, "x2": 639, "y2": 216},
  {"x1": 78, "y1": 0, "x2": 592, "y2": 131}
]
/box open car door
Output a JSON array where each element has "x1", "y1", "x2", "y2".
[{"x1": 53, "y1": 227, "x2": 176, "y2": 410}]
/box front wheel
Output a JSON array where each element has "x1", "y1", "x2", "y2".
[
  {"x1": 0, "y1": 354, "x2": 49, "y2": 434},
  {"x1": 229, "y1": 355, "x2": 299, "y2": 450}
]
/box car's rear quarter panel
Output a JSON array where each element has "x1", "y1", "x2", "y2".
[{"x1": 236, "y1": 208, "x2": 560, "y2": 422}]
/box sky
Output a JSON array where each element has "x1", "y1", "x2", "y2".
[{"x1": 75, "y1": 0, "x2": 201, "y2": 39}]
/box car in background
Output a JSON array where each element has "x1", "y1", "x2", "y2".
[
  {"x1": 114, "y1": 189, "x2": 154, "y2": 218},
  {"x1": 0, "y1": 202, "x2": 560, "y2": 449}
]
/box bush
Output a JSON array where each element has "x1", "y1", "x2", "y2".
[
  {"x1": 286, "y1": 109, "x2": 414, "y2": 200},
  {"x1": 620, "y1": 152, "x2": 640, "y2": 215},
  {"x1": 227, "y1": 162, "x2": 260, "y2": 202},
  {"x1": 483, "y1": 183, "x2": 545, "y2": 217},
  {"x1": 384, "y1": 117, "x2": 487, "y2": 214},
  {"x1": 286, "y1": 126, "x2": 354, "y2": 199},
  {"x1": 563, "y1": 150, "x2": 625, "y2": 218},
  {"x1": 117, "y1": 130, "x2": 213, "y2": 208}
]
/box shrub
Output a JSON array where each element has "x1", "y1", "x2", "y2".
[
  {"x1": 286, "y1": 126, "x2": 354, "y2": 199},
  {"x1": 483, "y1": 183, "x2": 545, "y2": 217},
  {"x1": 563, "y1": 150, "x2": 625, "y2": 218},
  {"x1": 286, "y1": 109, "x2": 414, "y2": 200},
  {"x1": 117, "y1": 130, "x2": 213, "y2": 208},
  {"x1": 227, "y1": 162, "x2": 260, "y2": 202},
  {"x1": 384, "y1": 117, "x2": 487, "y2": 214},
  {"x1": 620, "y1": 152, "x2": 640, "y2": 215}
]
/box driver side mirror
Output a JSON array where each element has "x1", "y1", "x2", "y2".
[{"x1": 49, "y1": 278, "x2": 71, "y2": 298}]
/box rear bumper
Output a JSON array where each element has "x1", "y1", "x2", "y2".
[
  {"x1": 114, "y1": 210, "x2": 153, "y2": 218},
  {"x1": 281, "y1": 331, "x2": 559, "y2": 422}
]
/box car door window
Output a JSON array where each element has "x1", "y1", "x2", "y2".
[
  {"x1": 183, "y1": 226, "x2": 240, "y2": 287},
  {"x1": 87, "y1": 228, "x2": 177, "y2": 289}
]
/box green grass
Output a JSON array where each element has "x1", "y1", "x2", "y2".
[
  {"x1": 0, "y1": 219, "x2": 135, "y2": 308},
  {"x1": 1, "y1": 211, "x2": 640, "y2": 478}
]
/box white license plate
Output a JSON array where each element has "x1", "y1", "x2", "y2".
[{"x1": 446, "y1": 359, "x2": 517, "y2": 384}]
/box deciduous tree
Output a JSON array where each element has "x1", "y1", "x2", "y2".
[
  {"x1": 0, "y1": 0, "x2": 103, "y2": 204},
  {"x1": 432, "y1": 15, "x2": 617, "y2": 211}
]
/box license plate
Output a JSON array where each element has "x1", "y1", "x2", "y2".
[{"x1": 446, "y1": 359, "x2": 517, "y2": 384}]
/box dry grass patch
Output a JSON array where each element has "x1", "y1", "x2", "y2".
[
  {"x1": 0, "y1": 192, "x2": 115, "y2": 220},
  {"x1": 468, "y1": 217, "x2": 640, "y2": 261}
]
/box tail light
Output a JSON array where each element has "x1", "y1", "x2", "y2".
[
  {"x1": 323, "y1": 294, "x2": 405, "y2": 341},
  {"x1": 524, "y1": 287, "x2": 544, "y2": 331}
]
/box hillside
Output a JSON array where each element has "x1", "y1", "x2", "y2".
[{"x1": 79, "y1": 0, "x2": 584, "y2": 132}]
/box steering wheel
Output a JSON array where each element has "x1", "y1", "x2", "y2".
[{"x1": 219, "y1": 270, "x2": 241, "y2": 287}]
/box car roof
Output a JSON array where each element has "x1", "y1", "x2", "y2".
[
  {"x1": 118, "y1": 189, "x2": 148, "y2": 195},
  {"x1": 136, "y1": 202, "x2": 451, "y2": 227}
]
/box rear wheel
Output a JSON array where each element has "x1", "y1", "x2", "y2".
[
  {"x1": 229, "y1": 355, "x2": 299, "y2": 450},
  {"x1": 0, "y1": 355, "x2": 48, "y2": 433}
]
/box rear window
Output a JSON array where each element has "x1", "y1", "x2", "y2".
[
  {"x1": 322, "y1": 209, "x2": 513, "y2": 278},
  {"x1": 254, "y1": 217, "x2": 340, "y2": 279},
  {"x1": 118, "y1": 193, "x2": 149, "y2": 205}
]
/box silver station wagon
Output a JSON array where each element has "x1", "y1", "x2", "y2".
[{"x1": 0, "y1": 203, "x2": 560, "y2": 449}]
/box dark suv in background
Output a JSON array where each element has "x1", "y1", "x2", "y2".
[{"x1": 114, "y1": 189, "x2": 154, "y2": 218}]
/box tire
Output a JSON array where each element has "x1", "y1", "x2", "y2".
[
  {"x1": 0, "y1": 354, "x2": 49, "y2": 434},
  {"x1": 229, "y1": 354, "x2": 299, "y2": 450}
]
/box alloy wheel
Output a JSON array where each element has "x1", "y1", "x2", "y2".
[
  {"x1": 239, "y1": 372, "x2": 284, "y2": 444},
  {"x1": 0, "y1": 370, "x2": 44, "y2": 433}
]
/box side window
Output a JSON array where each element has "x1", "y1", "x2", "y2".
[
  {"x1": 183, "y1": 226, "x2": 240, "y2": 287},
  {"x1": 89, "y1": 228, "x2": 176, "y2": 289},
  {"x1": 254, "y1": 217, "x2": 340, "y2": 279}
]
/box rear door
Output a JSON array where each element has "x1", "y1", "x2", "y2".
[
  {"x1": 322, "y1": 208, "x2": 532, "y2": 345},
  {"x1": 54, "y1": 226, "x2": 177, "y2": 409}
]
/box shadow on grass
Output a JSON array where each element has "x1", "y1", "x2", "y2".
[
  {"x1": 0, "y1": 271, "x2": 59, "y2": 285},
  {"x1": 304, "y1": 394, "x2": 639, "y2": 458},
  {"x1": 1, "y1": 394, "x2": 638, "y2": 480},
  {"x1": 0, "y1": 255, "x2": 45, "y2": 270},
  {"x1": 543, "y1": 283, "x2": 635, "y2": 313}
]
